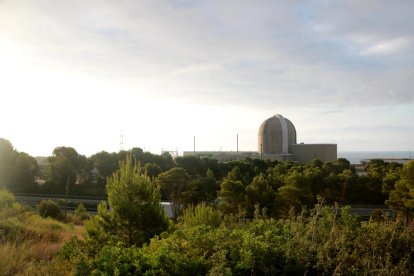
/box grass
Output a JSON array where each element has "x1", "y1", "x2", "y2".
[{"x1": 0, "y1": 204, "x2": 85, "y2": 276}]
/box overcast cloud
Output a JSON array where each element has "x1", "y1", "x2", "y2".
[{"x1": 1, "y1": 0, "x2": 413, "y2": 155}]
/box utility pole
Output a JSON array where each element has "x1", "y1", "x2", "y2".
[
  {"x1": 236, "y1": 134, "x2": 239, "y2": 160},
  {"x1": 120, "y1": 130, "x2": 124, "y2": 152},
  {"x1": 65, "y1": 175, "x2": 70, "y2": 222}
]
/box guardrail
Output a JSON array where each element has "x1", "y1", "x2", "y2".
[
  {"x1": 13, "y1": 193, "x2": 107, "y2": 200},
  {"x1": 13, "y1": 194, "x2": 393, "y2": 220}
]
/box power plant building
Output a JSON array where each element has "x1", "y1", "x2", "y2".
[{"x1": 184, "y1": 114, "x2": 337, "y2": 164}]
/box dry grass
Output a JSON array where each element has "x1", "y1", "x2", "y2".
[
  {"x1": 0, "y1": 243, "x2": 33, "y2": 275},
  {"x1": 0, "y1": 204, "x2": 85, "y2": 275}
]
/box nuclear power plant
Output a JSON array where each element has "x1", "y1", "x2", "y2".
[{"x1": 183, "y1": 114, "x2": 337, "y2": 163}]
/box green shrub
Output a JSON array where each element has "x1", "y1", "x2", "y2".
[
  {"x1": 370, "y1": 209, "x2": 385, "y2": 222},
  {"x1": 69, "y1": 203, "x2": 90, "y2": 225},
  {"x1": 66, "y1": 203, "x2": 414, "y2": 275},
  {"x1": 0, "y1": 189, "x2": 15, "y2": 209},
  {"x1": 75, "y1": 203, "x2": 89, "y2": 219},
  {"x1": 0, "y1": 218, "x2": 22, "y2": 242},
  {"x1": 91, "y1": 244, "x2": 145, "y2": 275},
  {"x1": 38, "y1": 200, "x2": 62, "y2": 219},
  {"x1": 182, "y1": 203, "x2": 222, "y2": 228},
  {"x1": 62, "y1": 238, "x2": 145, "y2": 276}
]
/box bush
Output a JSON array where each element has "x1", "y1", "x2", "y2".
[
  {"x1": 69, "y1": 203, "x2": 90, "y2": 225},
  {"x1": 182, "y1": 203, "x2": 222, "y2": 228},
  {"x1": 75, "y1": 203, "x2": 88, "y2": 219},
  {"x1": 67, "y1": 203, "x2": 414, "y2": 275},
  {"x1": 0, "y1": 218, "x2": 22, "y2": 242},
  {"x1": 0, "y1": 189, "x2": 15, "y2": 209},
  {"x1": 370, "y1": 209, "x2": 385, "y2": 222},
  {"x1": 38, "y1": 200, "x2": 62, "y2": 219}
]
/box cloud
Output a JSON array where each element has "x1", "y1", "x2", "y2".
[
  {"x1": 359, "y1": 37, "x2": 410, "y2": 56},
  {"x1": 1, "y1": 0, "x2": 414, "y2": 110}
]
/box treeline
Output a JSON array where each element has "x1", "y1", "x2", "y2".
[
  {"x1": 2, "y1": 150, "x2": 414, "y2": 274},
  {"x1": 1, "y1": 137, "x2": 413, "y2": 219},
  {"x1": 0, "y1": 138, "x2": 176, "y2": 196}
]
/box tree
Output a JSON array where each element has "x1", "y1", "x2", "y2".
[
  {"x1": 278, "y1": 171, "x2": 313, "y2": 216},
  {"x1": 382, "y1": 171, "x2": 401, "y2": 197},
  {"x1": 0, "y1": 138, "x2": 38, "y2": 192},
  {"x1": 46, "y1": 147, "x2": 77, "y2": 187},
  {"x1": 14, "y1": 152, "x2": 39, "y2": 192},
  {"x1": 196, "y1": 169, "x2": 219, "y2": 203},
  {"x1": 303, "y1": 166, "x2": 323, "y2": 201},
  {"x1": 174, "y1": 156, "x2": 204, "y2": 177},
  {"x1": 143, "y1": 163, "x2": 162, "y2": 178},
  {"x1": 0, "y1": 138, "x2": 16, "y2": 189},
  {"x1": 246, "y1": 174, "x2": 277, "y2": 216},
  {"x1": 386, "y1": 161, "x2": 414, "y2": 223},
  {"x1": 225, "y1": 166, "x2": 248, "y2": 185},
  {"x1": 155, "y1": 167, "x2": 193, "y2": 220},
  {"x1": 46, "y1": 147, "x2": 87, "y2": 189},
  {"x1": 337, "y1": 169, "x2": 357, "y2": 204},
  {"x1": 218, "y1": 179, "x2": 246, "y2": 215},
  {"x1": 90, "y1": 151, "x2": 120, "y2": 183},
  {"x1": 130, "y1": 147, "x2": 174, "y2": 171},
  {"x1": 86, "y1": 158, "x2": 169, "y2": 247}
]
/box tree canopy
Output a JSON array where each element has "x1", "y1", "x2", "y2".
[
  {"x1": 155, "y1": 167, "x2": 194, "y2": 219},
  {"x1": 0, "y1": 138, "x2": 38, "y2": 192},
  {"x1": 86, "y1": 158, "x2": 169, "y2": 247},
  {"x1": 386, "y1": 161, "x2": 414, "y2": 222}
]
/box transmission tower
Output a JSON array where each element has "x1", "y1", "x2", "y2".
[
  {"x1": 162, "y1": 148, "x2": 179, "y2": 158},
  {"x1": 120, "y1": 130, "x2": 124, "y2": 151}
]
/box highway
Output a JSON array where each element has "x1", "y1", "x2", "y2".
[
  {"x1": 14, "y1": 193, "x2": 392, "y2": 220},
  {"x1": 14, "y1": 193, "x2": 174, "y2": 217},
  {"x1": 14, "y1": 193, "x2": 105, "y2": 206}
]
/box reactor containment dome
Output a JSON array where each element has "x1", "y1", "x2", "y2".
[
  {"x1": 258, "y1": 114, "x2": 296, "y2": 155},
  {"x1": 257, "y1": 114, "x2": 337, "y2": 163}
]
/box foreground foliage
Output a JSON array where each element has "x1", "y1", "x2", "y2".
[
  {"x1": 0, "y1": 196, "x2": 81, "y2": 275},
  {"x1": 64, "y1": 203, "x2": 414, "y2": 275},
  {"x1": 86, "y1": 158, "x2": 169, "y2": 248},
  {"x1": 38, "y1": 199, "x2": 62, "y2": 219}
]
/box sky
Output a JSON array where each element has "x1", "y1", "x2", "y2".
[{"x1": 1, "y1": 0, "x2": 414, "y2": 157}]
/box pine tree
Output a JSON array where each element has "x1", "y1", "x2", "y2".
[{"x1": 86, "y1": 158, "x2": 169, "y2": 247}]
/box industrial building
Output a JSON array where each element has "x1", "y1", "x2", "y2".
[{"x1": 184, "y1": 114, "x2": 337, "y2": 163}]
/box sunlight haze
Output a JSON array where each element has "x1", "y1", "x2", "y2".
[{"x1": 1, "y1": 0, "x2": 413, "y2": 157}]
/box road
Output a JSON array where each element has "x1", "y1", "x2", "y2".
[
  {"x1": 14, "y1": 193, "x2": 174, "y2": 217},
  {"x1": 14, "y1": 194, "x2": 391, "y2": 220},
  {"x1": 14, "y1": 193, "x2": 105, "y2": 206}
]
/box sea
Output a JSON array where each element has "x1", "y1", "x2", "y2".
[{"x1": 338, "y1": 151, "x2": 413, "y2": 165}]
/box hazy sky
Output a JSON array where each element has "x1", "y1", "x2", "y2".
[{"x1": 1, "y1": 0, "x2": 414, "y2": 157}]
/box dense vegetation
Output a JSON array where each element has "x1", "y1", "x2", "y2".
[
  {"x1": 2, "y1": 137, "x2": 414, "y2": 274},
  {"x1": 0, "y1": 189, "x2": 80, "y2": 275},
  {"x1": 63, "y1": 205, "x2": 414, "y2": 275},
  {"x1": 0, "y1": 137, "x2": 410, "y2": 215},
  {"x1": 59, "y1": 159, "x2": 414, "y2": 275}
]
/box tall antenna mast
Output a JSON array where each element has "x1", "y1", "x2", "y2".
[
  {"x1": 120, "y1": 130, "x2": 124, "y2": 152},
  {"x1": 236, "y1": 134, "x2": 239, "y2": 159},
  {"x1": 193, "y1": 136, "x2": 196, "y2": 155}
]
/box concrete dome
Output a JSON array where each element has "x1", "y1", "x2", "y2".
[{"x1": 258, "y1": 114, "x2": 296, "y2": 154}]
